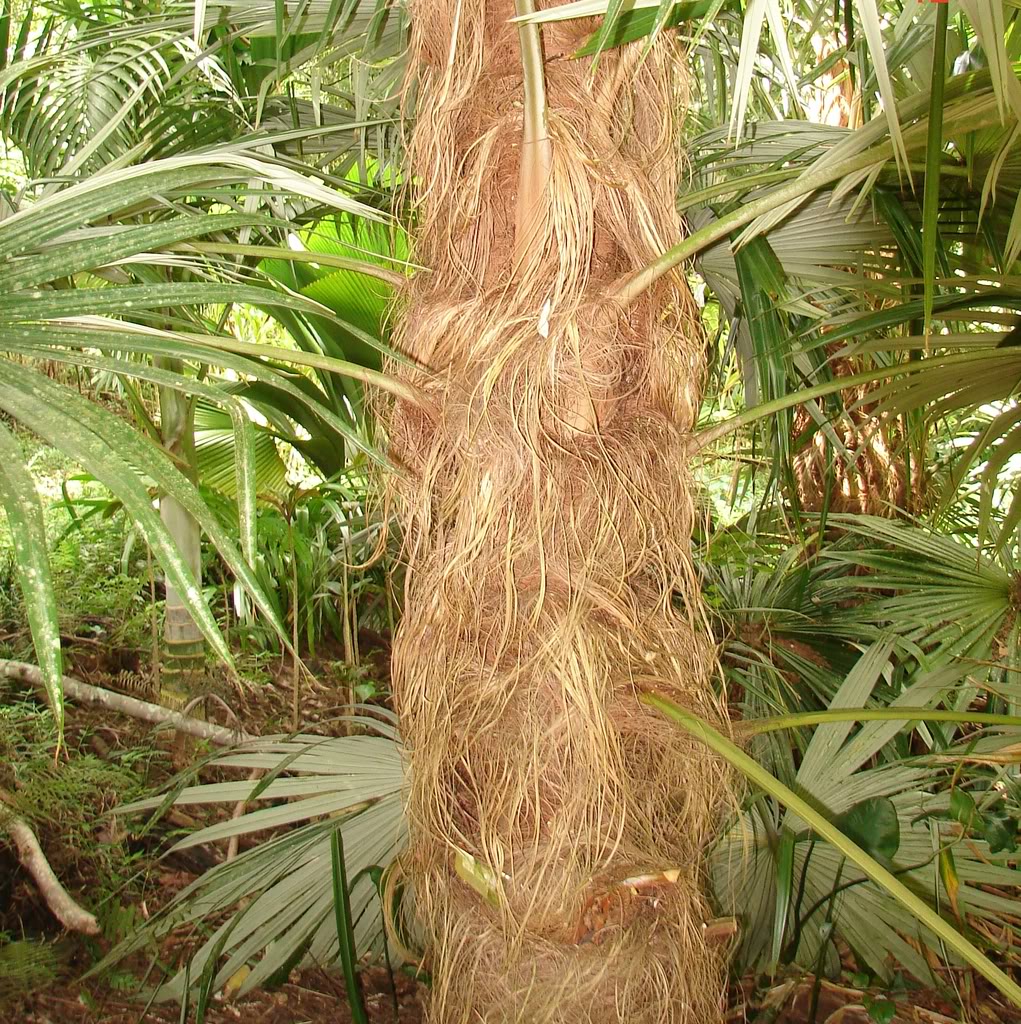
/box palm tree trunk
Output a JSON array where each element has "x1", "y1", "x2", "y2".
[
  {"x1": 791, "y1": 345, "x2": 924, "y2": 517},
  {"x1": 157, "y1": 365, "x2": 204, "y2": 701},
  {"x1": 384, "y1": 3, "x2": 731, "y2": 1021}
]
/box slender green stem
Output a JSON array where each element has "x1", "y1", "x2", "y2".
[
  {"x1": 641, "y1": 691, "x2": 1021, "y2": 1007},
  {"x1": 921, "y1": 2, "x2": 949, "y2": 340},
  {"x1": 514, "y1": 0, "x2": 552, "y2": 264},
  {"x1": 738, "y1": 706, "x2": 1021, "y2": 738}
]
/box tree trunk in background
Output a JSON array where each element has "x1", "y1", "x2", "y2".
[
  {"x1": 793, "y1": 47, "x2": 925, "y2": 519},
  {"x1": 792, "y1": 345, "x2": 926, "y2": 517},
  {"x1": 157, "y1": 364, "x2": 204, "y2": 702},
  {"x1": 384, "y1": 2, "x2": 731, "y2": 1021}
]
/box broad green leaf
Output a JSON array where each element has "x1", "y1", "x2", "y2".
[
  {"x1": 585, "y1": 0, "x2": 627, "y2": 62},
  {"x1": 833, "y1": 797, "x2": 900, "y2": 865},
  {"x1": 983, "y1": 814, "x2": 1019, "y2": 856},
  {"x1": 949, "y1": 790, "x2": 979, "y2": 830},
  {"x1": 794, "y1": 639, "x2": 895, "y2": 791}
]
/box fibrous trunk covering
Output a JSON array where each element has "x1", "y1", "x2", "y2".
[
  {"x1": 384, "y1": 3, "x2": 731, "y2": 1020},
  {"x1": 792, "y1": 346, "x2": 923, "y2": 516}
]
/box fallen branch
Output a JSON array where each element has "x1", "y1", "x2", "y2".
[
  {"x1": 0, "y1": 789, "x2": 100, "y2": 935},
  {"x1": 0, "y1": 659, "x2": 254, "y2": 747}
]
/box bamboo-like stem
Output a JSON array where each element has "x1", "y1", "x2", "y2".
[
  {"x1": 156, "y1": 362, "x2": 204, "y2": 706},
  {"x1": 921, "y1": 0, "x2": 949, "y2": 341},
  {"x1": 513, "y1": 0, "x2": 552, "y2": 268}
]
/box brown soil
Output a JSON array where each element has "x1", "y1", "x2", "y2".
[
  {"x1": 13, "y1": 965, "x2": 1021, "y2": 1024},
  {"x1": 1, "y1": 632, "x2": 409, "y2": 1024},
  {"x1": 12, "y1": 966, "x2": 424, "y2": 1023}
]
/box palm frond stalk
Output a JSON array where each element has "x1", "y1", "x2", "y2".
[{"x1": 382, "y1": 3, "x2": 731, "y2": 1021}]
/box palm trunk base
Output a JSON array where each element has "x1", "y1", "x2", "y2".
[{"x1": 413, "y1": 850, "x2": 726, "y2": 1023}]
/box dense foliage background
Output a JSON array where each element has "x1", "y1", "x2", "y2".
[{"x1": 4, "y1": 0, "x2": 1021, "y2": 1021}]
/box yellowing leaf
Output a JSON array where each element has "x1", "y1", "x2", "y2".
[
  {"x1": 221, "y1": 964, "x2": 250, "y2": 1000},
  {"x1": 938, "y1": 847, "x2": 961, "y2": 924}
]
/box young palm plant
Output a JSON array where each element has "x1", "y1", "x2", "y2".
[
  {"x1": 0, "y1": 153, "x2": 407, "y2": 721},
  {"x1": 0, "y1": 0, "x2": 412, "y2": 711}
]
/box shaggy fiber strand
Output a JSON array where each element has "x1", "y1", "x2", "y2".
[{"x1": 383, "y1": 2, "x2": 732, "y2": 1020}]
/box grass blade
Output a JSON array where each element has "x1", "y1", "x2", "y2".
[{"x1": 331, "y1": 828, "x2": 370, "y2": 1024}]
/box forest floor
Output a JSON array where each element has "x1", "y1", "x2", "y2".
[
  {"x1": 16, "y1": 966, "x2": 425, "y2": 1024},
  {"x1": 3, "y1": 636, "x2": 1021, "y2": 1024},
  {"x1": 14, "y1": 963, "x2": 1021, "y2": 1023}
]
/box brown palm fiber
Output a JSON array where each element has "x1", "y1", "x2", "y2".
[{"x1": 381, "y1": 3, "x2": 733, "y2": 1020}]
